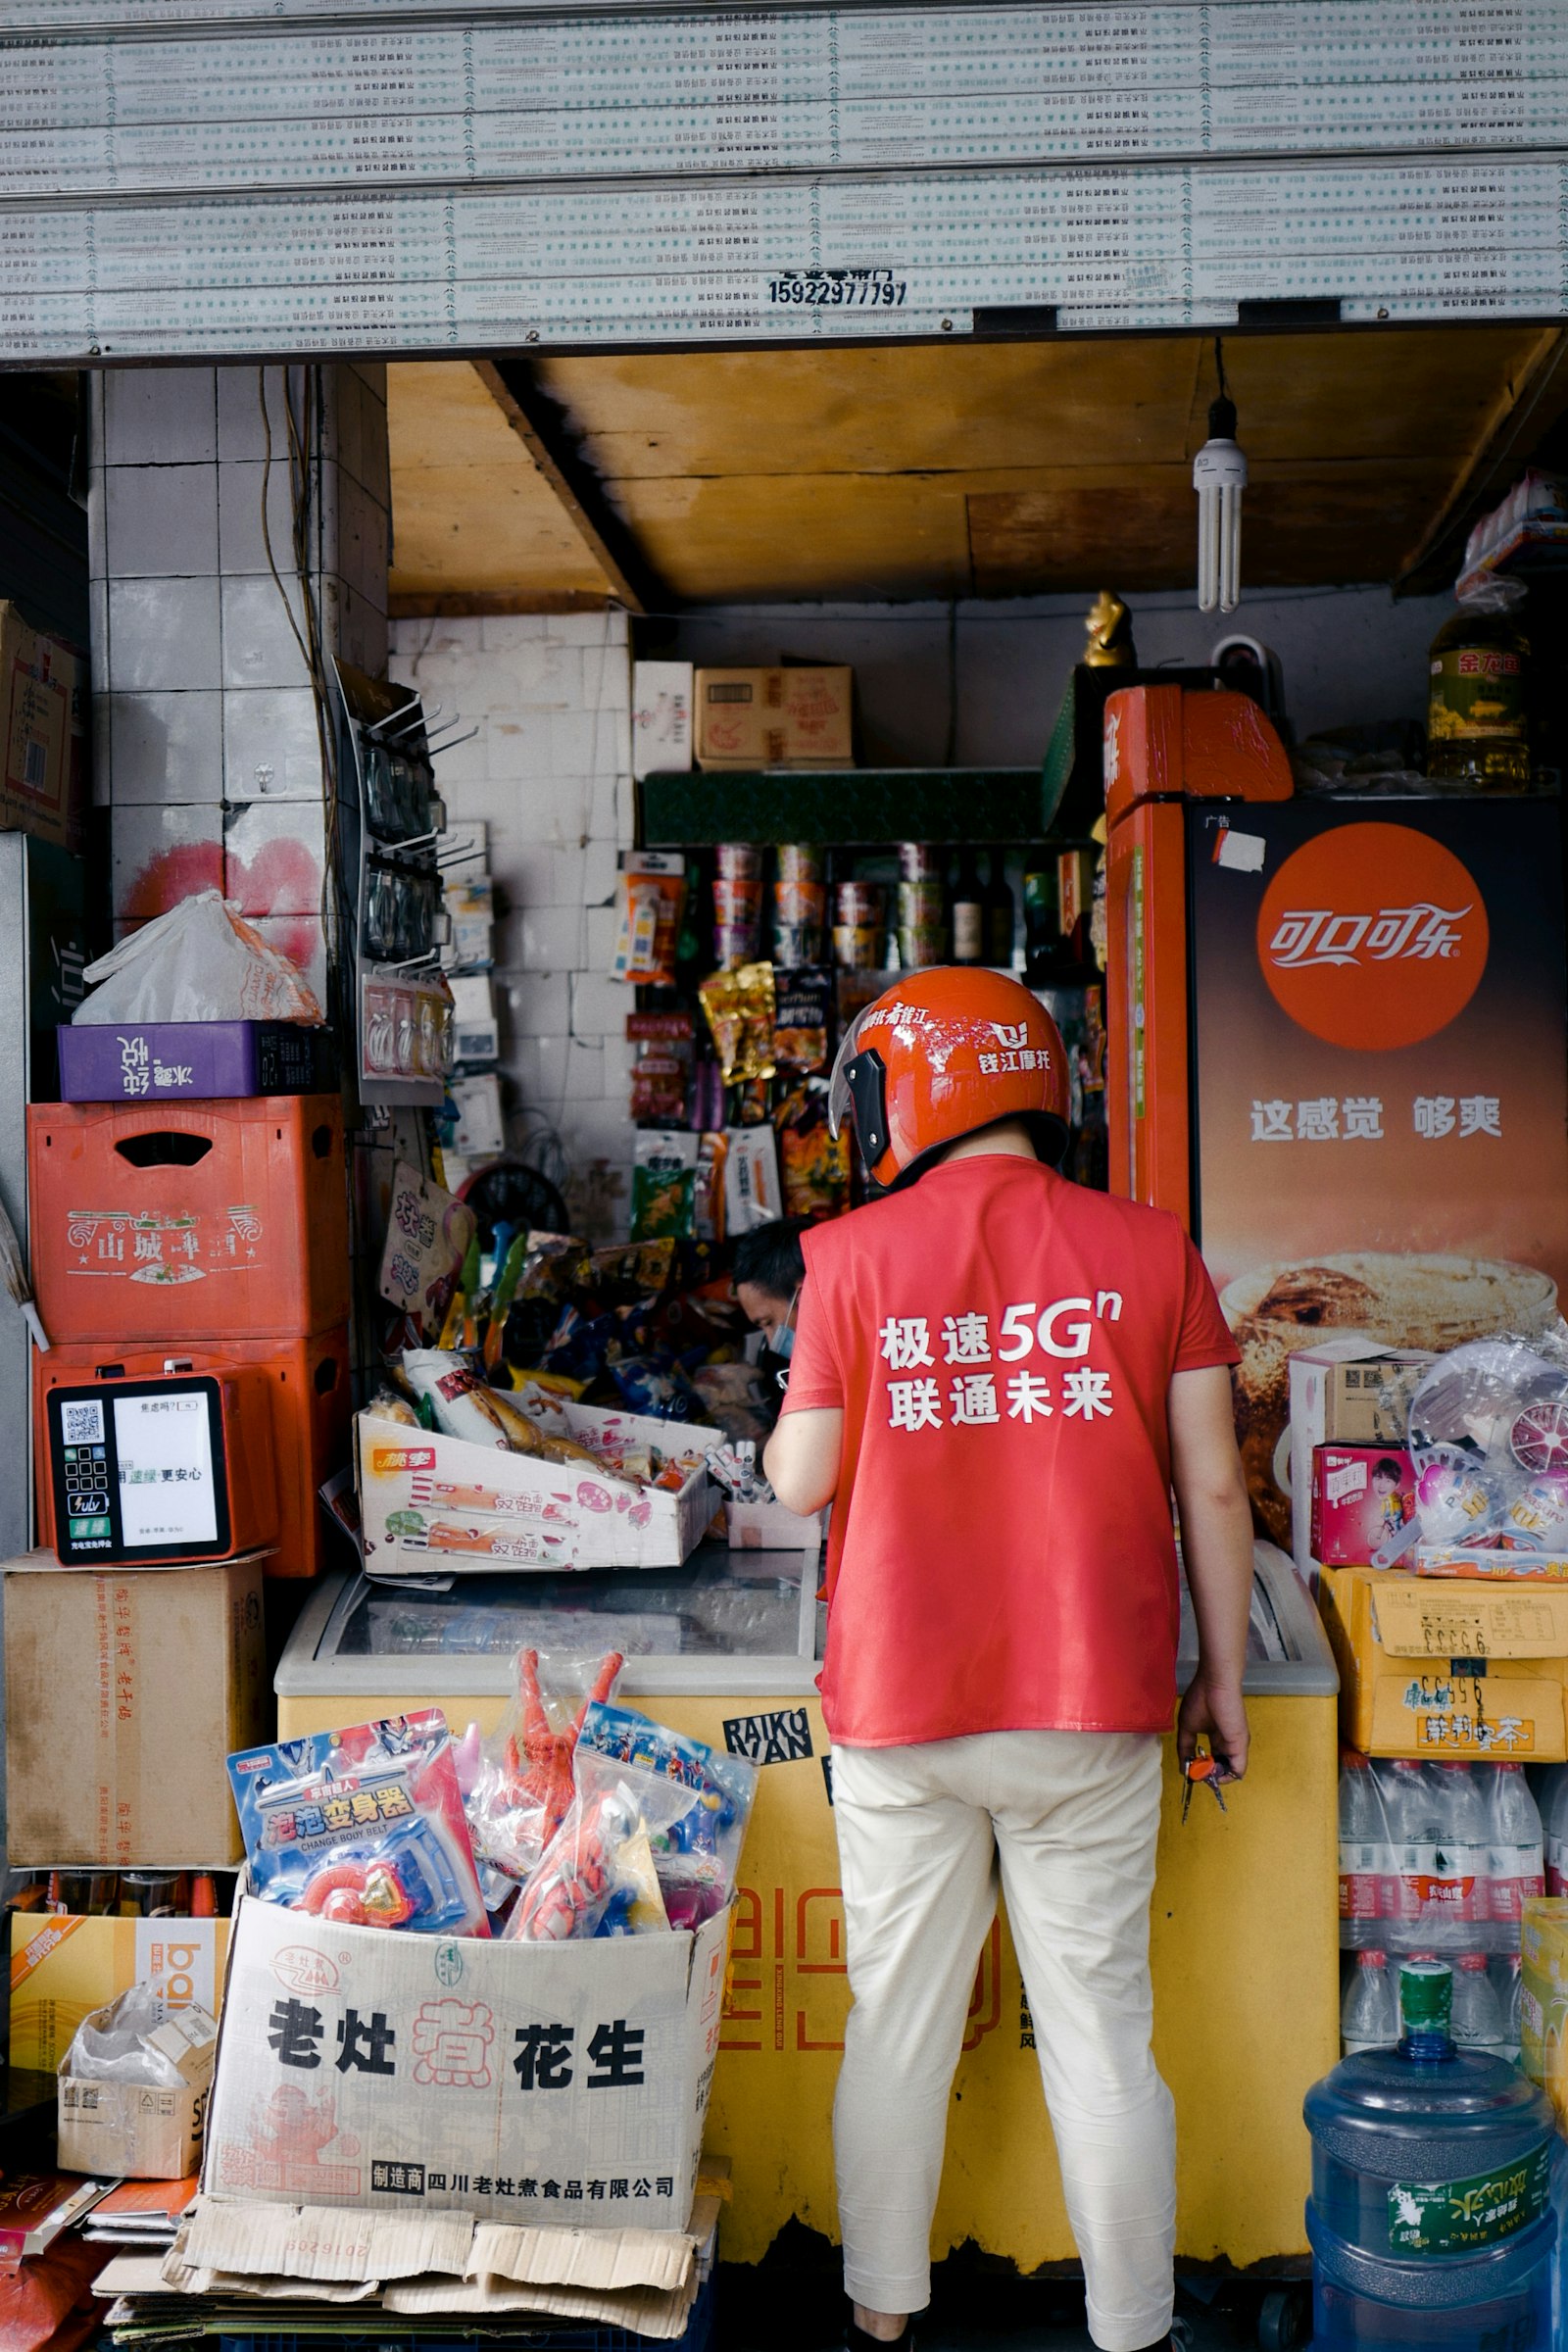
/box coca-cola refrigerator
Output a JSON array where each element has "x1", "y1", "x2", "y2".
[{"x1": 1103, "y1": 684, "x2": 1568, "y2": 1546}]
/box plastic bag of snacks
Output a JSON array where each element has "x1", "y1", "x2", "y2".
[
  {"x1": 699, "y1": 962, "x2": 776, "y2": 1083},
  {"x1": 627, "y1": 1008, "x2": 695, "y2": 1123},
  {"x1": 227, "y1": 1711, "x2": 489, "y2": 1937},
  {"x1": 1408, "y1": 1329, "x2": 1568, "y2": 1565},
  {"x1": 402, "y1": 1348, "x2": 619, "y2": 1470},
  {"x1": 630, "y1": 1130, "x2": 699, "y2": 1241},
  {"x1": 778, "y1": 1082, "x2": 851, "y2": 1218}
]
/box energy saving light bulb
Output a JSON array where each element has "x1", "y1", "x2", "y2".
[{"x1": 1194, "y1": 345, "x2": 1247, "y2": 613}]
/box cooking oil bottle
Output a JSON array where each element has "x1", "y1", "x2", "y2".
[{"x1": 1427, "y1": 578, "x2": 1532, "y2": 790}]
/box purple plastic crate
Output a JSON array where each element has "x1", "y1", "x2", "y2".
[{"x1": 57, "y1": 1020, "x2": 336, "y2": 1102}]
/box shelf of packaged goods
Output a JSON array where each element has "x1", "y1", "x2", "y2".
[{"x1": 638, "y1": 767, "x2": 1065, "y2": 849}]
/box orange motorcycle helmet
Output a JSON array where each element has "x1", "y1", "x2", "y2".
[{"x1": 828, "y1": 966, "x2": 1071, "y2": 1193}]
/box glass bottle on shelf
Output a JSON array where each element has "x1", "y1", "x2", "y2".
[
  {"x1": 950, "y1": 850, "x2": 984, "y2": 963},
  {"x1": 983, "y1": 852, "x2": 1015, "y2": 969}
]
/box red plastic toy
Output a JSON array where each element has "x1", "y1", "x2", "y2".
[
  {"x1": 500, "y1": 1647, "x2": 623, "y2": 1847},
  {"x1": 298, "y1": 1855, "x2": 418, "y2": 1928}
]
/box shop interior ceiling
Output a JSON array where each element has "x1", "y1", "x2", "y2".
[{"x1": 387, "y1": 327, "x2": 1568, "y2": 613}]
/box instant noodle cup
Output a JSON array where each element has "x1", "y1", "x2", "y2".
[
  {"x1": 713, "y1": 875, "x2": 764, "y2": 922},
  {"x1": 778, "y1": 843, "x2": 822, "y2": 884},
  {"x1": 836, "y1": 880, "x2": 883, "y2": 924},
  {"x1": 899, "y1": 842, "x2": 941, "y2": 881},
  {"x1": 834, "y1": 922, "x2": 884, "y2": 970},
  {"x1": 715, "y1": 843, "x2": 762, "y2": 880}
]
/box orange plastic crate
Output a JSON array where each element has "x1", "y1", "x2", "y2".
[
  {"x1": 34, "y1": 1329, "x2": 351, "y2": 1580},
  {"x1": 27, "y1": 1095, "x2": 349, "y2": 1345}
]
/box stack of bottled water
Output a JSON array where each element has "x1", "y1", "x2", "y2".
[{"x1": 1339, "y1": 1753, "x2": 1545, "y2": 2059}]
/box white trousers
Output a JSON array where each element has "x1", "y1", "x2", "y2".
[{"x1": 831, "y1": 1730, "x2": 1175, "y2": 2352}]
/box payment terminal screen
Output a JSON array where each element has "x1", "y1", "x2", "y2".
[{"x1": 113, "y1": 1392, "x2": 219, "y2": 1547}]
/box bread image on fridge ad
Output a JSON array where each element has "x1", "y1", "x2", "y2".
[{"x1": 1183, "y1": 802, "x2": 1568, "y2": 1546}]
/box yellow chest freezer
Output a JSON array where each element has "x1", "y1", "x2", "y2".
[{"x1": 276, "y1": 1539, "x2": 1338, "y2": 2274}]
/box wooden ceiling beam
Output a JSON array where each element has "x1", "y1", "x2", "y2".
[
  {"x1": 473, "y1": 357, "x2": 672, "y2": 615},
  {"x1": 1396, "y1": 328, "x2": 1568, "y2": 596}
]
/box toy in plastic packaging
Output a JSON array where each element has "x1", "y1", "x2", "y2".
[
  {"x1": 227, "y1": 1709, "x2": 490, "y2": 1937},
  {"x1": 505, "y1": 1745, "x2": 699, "y2": 1942},
  {"x1": 773, "y1": 967, "x2": 833, "y2": 1072},
  {"x1": 1408, "y1": 1330, "x2": 1568, "y2": 1562},
  {"x1": 465, "y1": 1647, "x2": 623, "y2": 1886},
  {"x1": 572, "y1": 1701, "x2": 756, "y2": 1927},
  {"x1": 611, "y1": 855, "x2": 686, "y2": 984},
  {"x1": 72, "y1": 889, "x2": 322, "y2": 1026},
  {"x1": 699, "y1": 962, "x2": 776, "y2": 1083},
  {"x1": 630, "y1": 1130, "x2": 699, "y2": 1242}
]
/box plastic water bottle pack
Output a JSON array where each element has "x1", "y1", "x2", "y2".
[{"x1": 1339, "y1": 1755, "x2": 1544, "y2": 1956}]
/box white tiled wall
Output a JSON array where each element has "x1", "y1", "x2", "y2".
[
  {"x1": 389, "y1": 611, "x2": 636, "y2": 1218},
  {"x1": 90, "y1": 363, "x2": 390, "y2": 1004}
]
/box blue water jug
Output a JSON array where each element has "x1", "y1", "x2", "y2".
[{"x1": 1304, "y1": 1957, "x2": 1559, "y2": 2350}]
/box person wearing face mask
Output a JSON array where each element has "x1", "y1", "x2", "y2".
[{"x1": 732, "y1": 1218, "x2": 808, "y2": 1403}]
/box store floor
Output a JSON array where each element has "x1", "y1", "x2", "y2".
[{"x1": 718, "y1": 2235, "x2": 1308, "y2": 2351}]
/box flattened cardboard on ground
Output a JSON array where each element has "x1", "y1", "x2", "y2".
[
  {"x1": 3, "y1": 1551, "x2": 268, "y2": 1867},
  {"x1": 58, "y1": 2001, "x2": 217, "y2": 2180},
  {"x1": 203, "y1": 1896, "x2": 730, "y2": 2234},
  {"x1": 181, "y1": 2199, "x2": 473, "y2": 2283}
]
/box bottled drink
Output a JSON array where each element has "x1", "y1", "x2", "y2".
[
  {"x1": 982, "y1": 853, "x2": 1015, "y2": 969},
  {"x1": 1500, "y1": 1953, "x2": 1524, "y2": 2065},
  {"x1": 1341, "y1": 1948, "x2": 1398, "y2": 2056},
  {"x1": 1426, "y1": 577, "x2": 1531, "y2": 790},
  {"x1": 1451, "y1": 1952, "x2": 1504, "y2": 2053},
  {"x1": 1339, "y1": 1752, "x2": 1386, "y2": 1947},
  {"x1": 1387, "y1": 1760, "x2": 1489, "y2": 1946},
  {"x1": 1541, "y1": 1763, "x2": 1568, "y2": 1894},
  {"x1": 950, "y1": 852, "x2": 984, "y2": 963},
  {"x1": 1487, "y1": 1761, "x2": 1544, "y2": 1940}
]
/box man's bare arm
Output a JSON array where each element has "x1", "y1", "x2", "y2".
[
  {"x1": 1168, "y1": 1363, "x2": 1253, "y2": 1779},
  {"x1": 764, "y1": 1407, "x2": 844, "y2": 1516}
]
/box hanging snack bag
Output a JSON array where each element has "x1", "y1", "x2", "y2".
[
  {"x1": 699, "y1": 961, "x2": 776, "y2": 1083},
  {"x1": 227, "y1": 1710, "x2": 489, "y2": 1937},
  {"x1": 630, "y1": 1129, "x2": 700, "y2": 1241},
  {"x1": 773, "y1": 966, "x2": 833, "y2": 1072},
  {"x1": 779, "y1": 1084, "x2": 852, "y2": 1219},
  {"x1": 628, "y1": 1008, "x2": 695, "y2": 1124}
]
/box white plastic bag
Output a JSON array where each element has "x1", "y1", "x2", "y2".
[{"x1": 74, "y1": 889, "x2": 322, "y2": 1025}]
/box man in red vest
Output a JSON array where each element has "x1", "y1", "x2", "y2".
[{"x1": 765, "y1": 968, "x2": 1253, "y2": 2352}]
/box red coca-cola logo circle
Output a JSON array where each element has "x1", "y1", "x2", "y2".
[{"x1": 1256, "y1": 822, "x2": 1489, "y2": 1050}]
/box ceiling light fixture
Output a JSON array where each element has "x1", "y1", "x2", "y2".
[{"x1": 1193, "y1": 337, "x2": 1248, "y2": 613}]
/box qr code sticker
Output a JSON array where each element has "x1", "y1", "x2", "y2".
[{"x1": 62, "y1": 1400, "x2": 105, "y2": 1445}]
